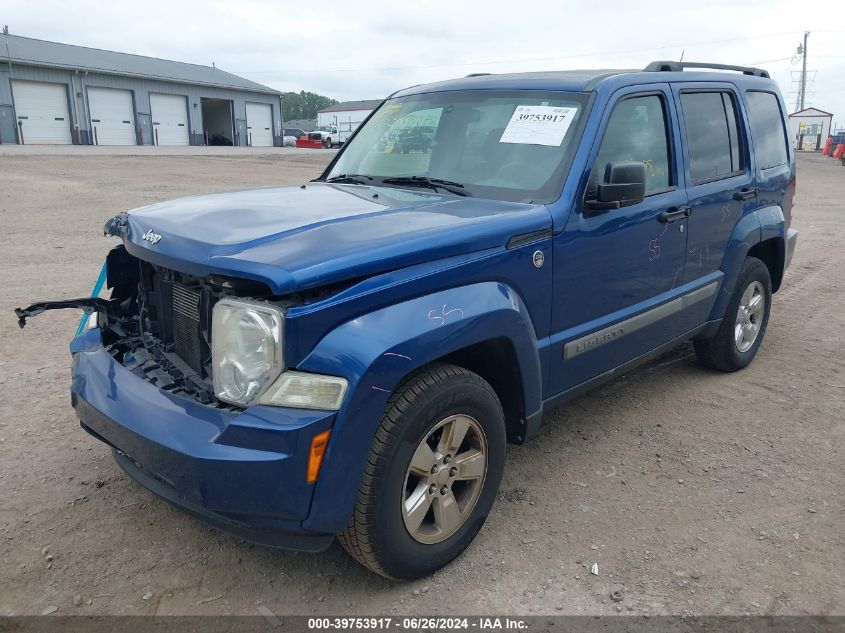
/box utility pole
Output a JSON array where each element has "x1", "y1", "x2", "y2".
[
  {"x1": 2, "y1": 25, "x2": 13, "y2": 78},
  {"x1": 2, "y1": 25, "x2": 16, "y2": 144},
  {"x1": 798, "y1": 31, "x2": 809, "y2": 111}
]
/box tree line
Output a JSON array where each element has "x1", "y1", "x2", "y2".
[{"x1": 282, "y1": 91, "x2": 338, "y2": 120}]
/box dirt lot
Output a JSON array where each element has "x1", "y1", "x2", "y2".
[{"x1": 0, "y1": 150, "x2": 843, "y2": 617}]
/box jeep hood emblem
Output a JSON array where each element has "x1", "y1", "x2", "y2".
[{"x1": 142, "y1": 229, "x2": 162, "y2": 245}]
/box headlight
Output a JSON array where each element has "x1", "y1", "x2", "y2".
[
  {"x1": 212, "y1": 298, "x2": 284, "y2": 406},
  {"x1": 257, "y1": 371, "x2": 348, "y2": 411}
]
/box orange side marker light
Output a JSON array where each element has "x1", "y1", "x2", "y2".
[{"x1": 307, "y1": 429, "x2": 332, "y2": 483}]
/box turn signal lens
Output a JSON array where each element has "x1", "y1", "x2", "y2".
[{"x1": 307, "y1": 430, "x2": 331, "y2": 483}]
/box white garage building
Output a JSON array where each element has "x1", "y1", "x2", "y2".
[
  {"x1": 0, "y1": 32, "x2": 283, "y2": 146},
  {"x1": 788, "y1": 107, "x2": 833, "y2": 152}
]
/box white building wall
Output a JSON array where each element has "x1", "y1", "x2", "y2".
[{"x1": 1, "y1": 63, "x2": 282, "y2": 145}]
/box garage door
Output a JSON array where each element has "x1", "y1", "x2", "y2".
[
  {"x1": 245, "y1": 102, "x2": 273, "y2": 146},
  {"x1": 11, "y1": 80, "x2": 72, "y2": 144},
  {"x1": 88, "y1": 87, "x2": 136, "y2": 145},
  {"x1": 150, "y1": 93, "x2": 190, "y2": 146}
]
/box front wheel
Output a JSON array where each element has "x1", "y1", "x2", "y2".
[
  {"x1": 323, "y1": 137, "x2": 333, "y2": 148},
  {"x1": 338, "y1": 363, "x2": 505, "y2": 580},
  {"x1": 694, "y1": 256, "x2": 772, "y2": 371}
]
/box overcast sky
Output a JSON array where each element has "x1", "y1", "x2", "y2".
[{"x1": 3, "y1": 0, "x2": 844, "y2": 126}]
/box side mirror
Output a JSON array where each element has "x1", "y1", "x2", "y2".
[{"x1": 586, "y1": 161, "x2": 646, "y2": 211}]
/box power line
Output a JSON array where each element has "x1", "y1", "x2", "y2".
[
  {"x1": 234, "y1": 30, "x2": 800, "y2": 75},
  {"x1": 746, "y1": 56, "x2": 792, "y2": 66}
]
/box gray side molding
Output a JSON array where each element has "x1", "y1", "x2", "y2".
[{"x1": 563, "y1": 282, "x2": 718, "y2": 360}]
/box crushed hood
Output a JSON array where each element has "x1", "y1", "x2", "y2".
[{"x1": 117, "y1": 183, "x2": 552, "y2": 294}]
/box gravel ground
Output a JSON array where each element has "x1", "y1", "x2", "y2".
[
  {"x1": 0, "y1": 145, "x2": 335, "y2": 156},
  {"x1": 0, "y1": 151, "x2": 842, "y2": 617}
]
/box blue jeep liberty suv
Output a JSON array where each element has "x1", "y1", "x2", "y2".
[{"x1": 17, "y1": 61, "x2": 798, "y2": 579}]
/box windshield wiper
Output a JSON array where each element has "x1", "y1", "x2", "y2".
[
  {"x1": 324, "y1": 174, "x2": 374, "y2": 185},
  {"x1": 380, "y1": 176, "x2": 469, "y2": 197}
]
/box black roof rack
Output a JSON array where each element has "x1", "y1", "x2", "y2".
[
  {"x1": 644, "y1": 61, "x2": 770, "y2": 79},
  {"x1": 465, "y1": 73, "x2": 492, "y2": 78}
]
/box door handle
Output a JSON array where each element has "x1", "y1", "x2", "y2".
[
  {"x1": 658, "y1": 206, "x2": 692, "y2": 223},
  {"x1": 733, "y1": 187, "x2": 759, "y2": 201}
]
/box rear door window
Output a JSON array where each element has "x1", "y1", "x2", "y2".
[
  {"x1": 680, "y1": 91, "x2": 744, "y2": 183},
  {"x1": 745, "y1": 91, "x2": 789, "y2": 169}
]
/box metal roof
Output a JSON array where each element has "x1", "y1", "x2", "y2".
[
  {"x1": 393, "y1": 64, "x2": 778, "y2": 97},
  {"x1": 2, "y1": 33, "x2": 280, "y2": 94},
  {"x1": 789, "y1": 107, "x2": 833, "y2": 117},
  {"x1": 319, "y1": 99, "x2": 384, "y2": 113},
  {"x1": 391, "y1": 70, "x2": 625, "y2": 97},
  {"x1": 392, "y1": 70, "x2": 627, "y2": 97}
]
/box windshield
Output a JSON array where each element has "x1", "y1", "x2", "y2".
[{"x1": 325, "y1": 90, "x2": 588, "y2": 203}]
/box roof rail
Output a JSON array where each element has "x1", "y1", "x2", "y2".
[
  {"x1": 643, "y1": 61, "x2": 770, "y2": 79},
  {"x1": 465, "y1": 73, "x2": 492, "y2": 78}
]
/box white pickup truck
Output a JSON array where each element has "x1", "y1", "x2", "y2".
[{"x1": 308, "y1": 124, "x2": 354, "y2": 148}]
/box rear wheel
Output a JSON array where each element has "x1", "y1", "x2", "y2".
[
  {"x1": 338, "y1": 363, "x2": 505, "y2": 580},
  {"x1": 694, "y1": 256, "x2": 772, "y2": 371}
]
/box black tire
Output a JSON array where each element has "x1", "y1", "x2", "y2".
[
  {"x1": 338, "y1": 363, "x2": 506, "y2": 580},
  {"x1": 694, "y1": 256, "x2": 772, "y2": 372},
  {"x1": 323, "y1": 138, "x2": 332, "y2": 149}
]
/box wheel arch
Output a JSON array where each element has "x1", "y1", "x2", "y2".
[
  {"x1": 439, "y1": 337, "x2": 527, "y2": 444},
  {"x1": 753, "y1": 203, "x2": 787, "y2": 293},
  {"x1": 298, "y1": 281, "x2": 542, "y2": 534},
  {"x1": 710, "y1": 204, "x2": 785, "y2": 320},
  {"x1": 747, "y1": 237, "x2": 785, "y2": 293}
]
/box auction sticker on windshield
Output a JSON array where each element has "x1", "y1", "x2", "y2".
[{"x1": 499, "y1": 105, "x2": 578, "y2": 146}]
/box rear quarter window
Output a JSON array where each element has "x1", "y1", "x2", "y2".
[{"x1": 745, "y1": 91, "x2": 789, "y2": 169}]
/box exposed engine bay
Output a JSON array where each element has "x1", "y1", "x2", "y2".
[{"x1": 17, "y1": 245, "x2": 279, "y2": 407}]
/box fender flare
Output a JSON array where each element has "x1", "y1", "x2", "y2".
[
  {"x1": 710, "y1": 204, "x2": 785, "y2": 320},
  {"x1": 297, "y1": 281, "x2": 541, "y2": 534}
]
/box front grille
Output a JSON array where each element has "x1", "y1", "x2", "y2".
[
  {"x1": 121, "y1": 259, "x2": 279, "y2": 406},
  {"x1": 171, "y1": 283, "x2": 203, "y2": 373}
]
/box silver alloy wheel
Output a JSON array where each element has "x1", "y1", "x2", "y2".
[
  {"x1": 401, "y1": 414, "x2": 488, "y2": 545},
  {"x1": 735, "y1": 280, "x2": 765, "y2": 352}
]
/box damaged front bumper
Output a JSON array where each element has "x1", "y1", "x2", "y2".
[
  {"x1": 68, "y1": 328, "x2": 336, "y2": 552},
  {"x1": 15, "y1": 297, "x2": 113, "y2": 329}
]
